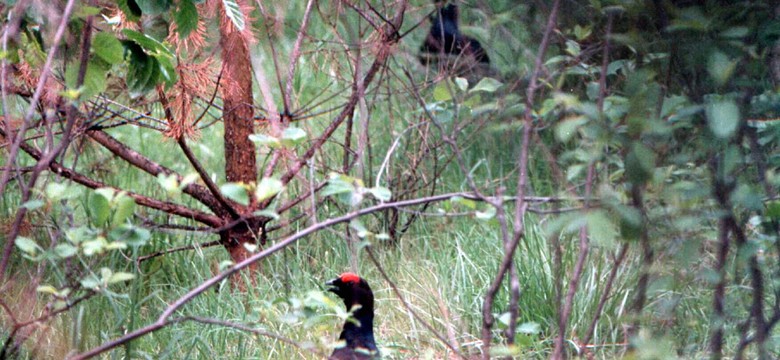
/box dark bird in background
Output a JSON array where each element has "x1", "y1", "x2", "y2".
[
  {"x1": 419, "y1": 2, "x2": 490, "y2": 65},
  {"x1": 326, "y1": 273, "x2": 379, "y2": 360}
]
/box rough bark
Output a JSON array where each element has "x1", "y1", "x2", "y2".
[{"x1": 218, "y1": 0, "x2": 260, "y2": 283}]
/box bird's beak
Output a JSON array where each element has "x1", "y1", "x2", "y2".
[{"x1": 325, "y1": 278, "x2": 339, "y2": 293}]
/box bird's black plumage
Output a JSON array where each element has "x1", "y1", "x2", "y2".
[
  {"x1": 419, "y1": 3, "x2": 490, "y2": 64},
  {"x1": 326, "y1": 273, "x2": 379, "y2": 360}
]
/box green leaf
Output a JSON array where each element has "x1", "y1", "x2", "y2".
[
  {"x1": 450, "y1": 196, "x2": 477, "y2": 210},
  {"x1": 253, "y1": 209, "x2": 280, "y2": 220},
  {"x1": 93, "y1": 32, "x2": 124, "y2": 65},
  {"x1": 255, "y1": 177, "x2": 284, "y2": 202},
  {"x1": 707, "y1": 51, "x2": 736, "y2": 86},
  {"x1": 157, "y1": 173, "x2": 181, "y2": 195},
  {"x1": 108, "y1": 272, "x2": 136, "y2": 284},
  {"x1": 454, "y1": 77, "x2": 468, "y2": 92},
  {"x1": 134, "y1": 0, "x2": 172, "y2": 16},
  {"x1": 105, "y1": 241, "x2": 128, "y2": 250},
  {"x1": 111, "y1": 193, "x2": 136, "y2": 226},
  {"x1": 45, "y1": 182, "x2": 72, "y2": 201},
  {"x1": 475, "y1": 206, "x2": 496, "y2": 220},
  {"x1": 36, "y1": 285, "x2": 59, "y2": 295},
  {"x1": 625, "y1": 142, "x2": 656, "y2": 185},
  {"x1": 517, "y1": 322, "x2": 541, "y2": 335},
  {"x1": 65, "y1": 227, "x2": 94, "y2": 244},
  {"x1": 80, "y1": 274, "x2": 102, "y2": 290},
  {"x1": 555, "y1": 115, "x2": 588, "y2": 142},
  {"x1": 350, "y1": 220, "x2": 370, "y2": 238},
  {"x1": 470, "y1": 77, "x2": 503, "y2": 93},
  {"x1": 54, "y1": 243, "x2": 78, "y2": 258},
  {"x1": 221, "y1": 0, "x2": 245, "y2": 30},
  {"x1": 118, "y1": 0, "x2": 142, "y2": 20},
  {"x1": 21, "y1": 199, "x2": 44, "y2": 210},
  {"x1": 706, "y1": 98, "x2": 740, "y2": 139},
  {"x1": 767, "y1": 200, "x2": 780, "y2": 221},
  {"x1": 15, "y1": 237, "x2": 41, "y2": 255},
  {"x1": 89, "y1": 191, "x2": 111, "y2": 226},
  {"x1": 586, "y1": 211, "x2": 619, "y2": 248},
  {"x1": 280, "y1": 127, "x2": 307, "y2": 147},
  {"x1": 83, "y1": 236, "x2": 109, "y2": 256},
  {"x1": 366, "y1": 186, "x2": 391, "y2": 202},
  {"x1": 109, "y1": 224, "x2": 151, "y2": 246},
  {"x1": 248, "y1": 133, "x2": 282, "y2": 148},
  {"x1": 433, "y1": 81, "x2": 454, "y2": 102},
  {"x1": 220, "y1": 183, "x2": 249, "y2": 206},
  {"x1": 175, "y1": 0, "x2": 199, "y2": 38}
]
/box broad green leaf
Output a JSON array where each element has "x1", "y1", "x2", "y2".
[
  {"x1": 36, "y1": 285, "x2": 59, "y2": 295},
  {"x1": 220, "y1": 183, "x2": 249, "y2": 206},
  {"x1": 21, "y1": 199, "x2": 44, "y2": 210},
  {"x1": 93, "y1": 32, "x2": 124, "y2": 64},
  {"x1": 475, "y1": 206, "x2": 496, "y2": 220},
  {"x1": 255, "y1": 177, "x2": 283, "y2": 202},
  {"x1": 221, "y1": 0, "x2": 245, "y2": 30},
  {"x1": 65, "y1": 227, "x2": 93, "y2": 244},
  {"x1": 105, "y1": 241, "x2": 128, "y2": 250},
  {"x1": 134, "y1": 0, "x2": 172, "y2": 16},
  {"x1": 625, "y1": 142, "x2": 656, "y2": 185},
  {"x1": 157, "y1": 173, "x2": 181, "y2": 195},
  {"x1": 117, "y1": 0, "x2": 142, "y2": 20},
  {"x1": 89, "y1": 191, "x2": 111, "y2": 226},
  {"x1": 108, "y1": 272, "x2": 136, "y2": 284},
  {"x1": 83, "y1": 236, "x2": 109, "y2": 256},
  {"x1": 767, "y1": 200, "x2": 780, "y2": 220},
  {"x1": 54, "y1": 243, "x2": 78, "y2": 258},
  {"x1": 280, "y1": 127, "x2": 307, "y2": 147},
  {"x1": 517, "y1": 322, "x2": 541, "y2": 334},
  {"x1": 350, "y1": 220, "x2": 370, "y2": 238},
  {"x1": 15, "y1": 237, "x2": 41, "y2": 255},
  {"x1": 109, "y1": 224, "x2": 151, "y2": 246},
  {"x1": 45, "y1": 182, "x2": 72, "y2": 201},
  {"x1": 433, "y1": 81, "x2": 454, "y2": 102},
  {"x1": 80, "y1": 274, "x2": 102, "y2": 290},
  {"x1": 706, "y1": 98, "x2": 740, "y2": 138},
  {"x1": 95, "y1": 188, "x2": 116, "y2": 202},
  {"x1": 450, "y1": 196, "x2": 477, "y2": 209},
  {"x1": 175, "y1": 0, "x2": 199, "y2": 38},
  {"x1": 454, "y1": 77, "x2": 468, "y2": 91},
  {"x1": 470, "y1": 77, "x2": 503, "y2": 93},
  {"x1": 707, "y1": 51, "x2": 736, "y2": 86},
  {"x1": 586, "y1": 211, "x2": 618, "y2": 248},
  {"x1": 112, "y1": 193, "x2": 136, "y2": 226},
  {"x1": 555, "y1": 115, "x2": 588, "y2": 142},
  {"x1": 367, "y1": 186, "x2": 391, "y2": 202},
  {"x1": 253, "y1": 209, "x2": 280, "y2": 220},
  {"x1": 249, "y1": 133, "x2": 282, "y2": 148}
]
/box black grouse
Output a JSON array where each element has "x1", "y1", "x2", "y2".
[
  {"x1": 419, "y1": 2, "x2": 490, "y2": 65},
  {"x1": 326, "y1": 272, "x2": 379, "y2": 360}
]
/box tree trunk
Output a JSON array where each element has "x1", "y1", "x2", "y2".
[{"x1": 219, "y1": 0, "x2": 259, "y2": 285}]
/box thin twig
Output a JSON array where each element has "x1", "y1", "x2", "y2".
[{"x1": 365, "y1": 248, "x2": 466, "y2": 359}]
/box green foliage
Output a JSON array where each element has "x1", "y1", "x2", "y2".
[
  {"x1": 174, "y1": 0, "x2": 199, "y2": 38},
  {"x1": 221, "y1": 0, "x2": 245, "y2": 30},
  {"x1": 122, "y1": 29, "x2": 177, "y2": 96}
]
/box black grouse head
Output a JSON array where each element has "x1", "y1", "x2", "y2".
[
  {"x1": 326, "y1": 273, "x2": 379, "y2": 360},
  {"x1": 419, "y1": 2, "x2": 490, "y2": 67}
]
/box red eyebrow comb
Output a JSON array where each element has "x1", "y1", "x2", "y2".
[{"x1": 340, "y1": 272, "x2": 360, "y2": 283}]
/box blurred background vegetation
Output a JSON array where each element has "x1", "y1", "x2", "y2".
[{"x1": 1, "y1": 0, "x2": 780, "y2": 359}]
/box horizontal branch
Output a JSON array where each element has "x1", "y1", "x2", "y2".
[
  {"x1": 86, "y1": 129, "x2": 227, "y2": 217},
  {"x1": 69, "y1": 189, "x2": 578, "y2": 359},
  {"x1": 17, "y1": 138, "x2": 223, "y2": 227}
]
